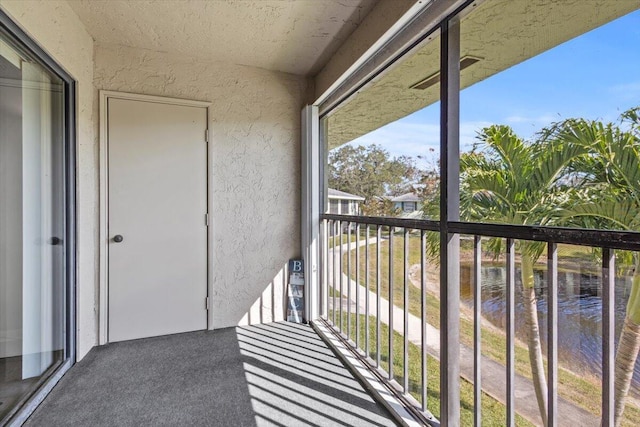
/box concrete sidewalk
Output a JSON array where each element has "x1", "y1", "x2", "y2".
[{"x1": 327, "y1": 238, "x2": 596, "y2": 426}]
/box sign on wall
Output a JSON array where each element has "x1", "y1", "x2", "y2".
[{"x1": 287, "y1": 259, "x2": 304, "y2": 323}]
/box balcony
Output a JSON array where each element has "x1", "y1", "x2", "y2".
[{"x1": 2, "y1": 0, "x2": 640, "y2": 425}]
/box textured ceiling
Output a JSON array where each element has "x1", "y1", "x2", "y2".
[
  {"x1": 326, "y1": 0, "x2": 640, "y2": 148},
  {"x1": 66, "y1": 0, "x2": 378, "y2": 76}
]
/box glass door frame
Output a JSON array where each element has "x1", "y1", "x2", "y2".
[{"x1": 0, "y1": 8, "x2": 76, "y2": 425}]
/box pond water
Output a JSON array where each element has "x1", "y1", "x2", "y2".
[{"x1": 459, "y1": 264, "x2": 640, "y2": 391}]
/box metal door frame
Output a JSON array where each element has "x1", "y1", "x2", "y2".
[{"x1": 0, "y1": 9, "x2": 77, "y2": 425}]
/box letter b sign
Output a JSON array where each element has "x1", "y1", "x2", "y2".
[{"x1": 290, "y1": 259, "x2": 303, "y2": 272}]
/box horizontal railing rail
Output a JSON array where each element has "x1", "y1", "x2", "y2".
[
  {"x1": 320, "y1": 213, "x2": 635, "y2": 426},
  {"x1": 321, "y1": 213, "x2": 640, "y2": 251},
  {"x1": 449, "y1": 221, "x2": 640, "y2": 251},
  {"x1": 322, "y1": 213, "x2": 440, "y2": 232}
]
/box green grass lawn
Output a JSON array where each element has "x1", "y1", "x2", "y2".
[
  {"x1": 330, "y1": 311, "x2": 535, "y2": 426},
  {"x1": 337, "y1": 234, "x2": 640, "y2": 426}
]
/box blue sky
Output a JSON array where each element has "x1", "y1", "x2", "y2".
[{"x1": 345, "y1": 9, "x2": 640, "y2": 170}]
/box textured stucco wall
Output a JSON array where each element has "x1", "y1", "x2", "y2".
[
  {"x1": 0, "y1": 0, "x2": 98, "y2": 360},
  {"x1": 93, "y1": 43, "x2": 308, "y2": 329}
]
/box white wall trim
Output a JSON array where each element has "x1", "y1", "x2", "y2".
[
  {"x1": 99, "y1": 90, "x2": 211, "y2": 108},
  {"x1": 98, "y1": 90, "x2": 212, "y2": 345},
  {"x1": 301, "y1": 105, "x2": 320, "y2": 321}
]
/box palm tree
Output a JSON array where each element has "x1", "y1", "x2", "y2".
[
  {"x1": 460, "y1": 125, "x2": 588, "y2": 425},
  {"x1": 548, "y1": 108, "x2": 640, "y2": 426}
]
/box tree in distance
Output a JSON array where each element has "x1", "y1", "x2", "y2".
[{"x1": 328, "y1": 144, "x2": 419, "y2": 213}]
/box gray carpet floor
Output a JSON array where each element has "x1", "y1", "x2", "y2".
[{"x1": 25, "y1": 322, "x2": 397, "y2": 427}]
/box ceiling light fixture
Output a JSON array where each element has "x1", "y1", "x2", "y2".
[{"x1": 410, "y1": 55, "x2": 483, "y2": 90}]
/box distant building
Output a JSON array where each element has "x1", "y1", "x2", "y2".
[
  {"x1": 327, "y1": 188, "x2": 365, "y2": 235},
  {"x1": 328, "y1": 188, "x2": 365, "y2": 215},
  {"x1": 391, "y1": 193, "x2": 422, "y2": 213}
]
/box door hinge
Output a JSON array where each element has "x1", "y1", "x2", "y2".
[
  {"x1": 205, "y1": 213, "x2": 209, "y2": 226},
  {"x1": 205, "y1": 129, "x2": 210, "y2": 143},
  {"x1": 205, "y1": 297, "x2": 210, "y2": 309}
]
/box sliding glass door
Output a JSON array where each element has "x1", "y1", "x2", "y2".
[{"x1": 0, "y1": 19, "x2": 73, "y2": 423}]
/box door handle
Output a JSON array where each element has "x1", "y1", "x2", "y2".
[{"x1": 113, "y1": 235, "x2": 124, "y2": 243}]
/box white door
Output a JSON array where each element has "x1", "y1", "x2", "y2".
[{"x1": 107, "y1": 97, "x2": 208, "y2": 342}]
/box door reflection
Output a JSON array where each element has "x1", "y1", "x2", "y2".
[{"x1": 0, "y1": 36, "x2": 66, "y2": 421}]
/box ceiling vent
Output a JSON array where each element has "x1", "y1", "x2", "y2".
[{"x1": 410, "y1": 55, "x2": 483, "y2": 90}]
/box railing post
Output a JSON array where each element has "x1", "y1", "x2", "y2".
[
  {"x1": 506, "y1": 238, "x2": 515, "y2": 427},
  {"x1": 339, "y1": 220, "x2": 344, "y2": 333},
  {"x1": 547, "y1": 242, "x2": 558, "y2": 427},
  {"x1": 347, "y1": 223, "x2": 352, "y2": 339},
  {"x1": 365, "y1": 224, "x2": 370, "y2": 358},
  {"x1": 602, "y1": 248, "x2": 615, "y2": 427},
  {"x1": 376, "y1": 225, "x2": 382, "y2": 368},
  {"x1": 356, "y1": 222, "x2": 361, "y2": 347},
  {"x1": 421, "y1": 230, "x2": 428, "y2": 410},
  {"x1": 403, "y1": 227, "x2": 410, "y2": 393},
  {"x1": 333, "y1": 221, "x2": 338, "y2": 326},
  {"x1": 473, "y1": 235, "x2": 482, "y2": 426},
  {"x1": 322, "y1": 219, "x2": 328, "y2": 319},
  {"x1": 389, "y1": 229, "x2": 395, "y2": 380}
]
